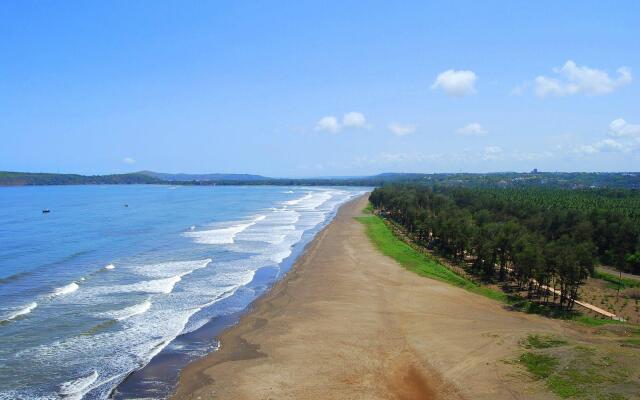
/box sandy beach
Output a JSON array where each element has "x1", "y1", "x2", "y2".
[{"x1": 172, "y1": 195, "x2": 567, "y2": 400}]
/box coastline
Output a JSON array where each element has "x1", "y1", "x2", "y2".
[
  {"x1": 170, "y1": 195, "x2": 565, "y2": 399},
  {"x1": 169, "y1": 195, "x2": 370, "y2": 398},
  {"x1": 111, "y1": 192, "x2": 367, "y2": 398}
]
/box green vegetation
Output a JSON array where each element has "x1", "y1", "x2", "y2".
[
  {"x1": 594, "y1": 270, "x2": 640, "y2": 289},
  {"x1": 357, "y1": 193, "x2": 640, "y2": 400},
  {"x1": 523, "y1": 334, "x2": 568, "y2": 349},
  {"x1": 359, "y1": 172, "x2": 640, "y2": 190},
  {"x1": 356, "y1": 213, "x2": 508, "y2": 303},
  {"x1": 519, "y1": 352, "x2": 558, "y2": 379},
  {"x1": 362, "y1": 203, "x2": 374, "y2": 214},
  {"x1": 518, "y1": 339, "x2": 638, "y2": 399},
  {"x1": 509, "y1": 299, "x2": 578, "y2": 319},
  {"x1": 359, "y1": 199, "x2": 639, "y2": 327},
  {"x1": 3, "y1": 170, "x2": 640, "y2": 189},
  {"x1": 0, "y1": 171, "x2": 162, "y2": 186},
  {"x1": 370, "y1": 185, "x2": 640, "y2": 314},
  {"x1": 623, "y1": 338, "x2": 640, "y2": 346},
  {"x1": 573, "y1": 315, "x2": 626, "y2": 327}
]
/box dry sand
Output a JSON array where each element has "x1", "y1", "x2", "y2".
[{"x1": 173, "y1": 195, "x2": 568, "y2": 400}]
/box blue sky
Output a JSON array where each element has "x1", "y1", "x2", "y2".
[{"x1": 1, "y1": 1, "x2": 639, "y2": 176}]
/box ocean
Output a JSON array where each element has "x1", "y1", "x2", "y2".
[{"x1": 0, "y1": 185, "x2": 366, "y2": 399}]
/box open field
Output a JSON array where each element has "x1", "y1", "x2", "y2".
[
  {"x1": 360, "y1": 210, "x2": 640, "y2": 399},
  {"x1": 579, "y1": 270, "x2": 640, "y2": 324}
]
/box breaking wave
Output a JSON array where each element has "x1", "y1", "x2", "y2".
[
  {"x1": 1, "y1": 302, "x2": 38, "y2": 323},
  {"x1": 118, "y1": 275, "x2": 182, "y2": 294},
  {"x1": 106, "y1": 300, "x2": 152, "y2": 321},
  {"x1": 183, "y1": 215, "x2": 266, "y2": 244},
  {"x1": 284, "y1": 193, "x2": 312, "y2": 205},
  {"x1": 58, "y1": 370, "x2": 98, "y2": 400},
  {"x1": 51, "y1": 282, "x2": 79, "y2": 297}
]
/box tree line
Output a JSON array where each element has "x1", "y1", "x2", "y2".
[
  {"x1": 369, "y1": 185, "x2": 640, "y2": 311},
  {"x1": 3, "y1": 170, "x2": 640, "y2": 189}
]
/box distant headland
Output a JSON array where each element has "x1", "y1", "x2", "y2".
[{"x1": 1, "y1": 170, "x2": 639, "y2": 189}]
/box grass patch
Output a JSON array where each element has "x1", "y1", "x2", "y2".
[
  {"x1": 573, "y1": 315, "x2": 626, "y2": 327},
  {"x1": 623, "y1": 338, "x2": 640, "y2": 346},
  {"x1": 524, "y1": 334, "x2": 568, "y2": 349},
  {"x1": 594, "y1": 270, "x2": 640, "y2": 289},
  {"x1": 510, "y1": 299, "x2": 578, "y2": 319},
  {"x1": 519, "y1": 352, "x2": 558, "y2": 379},
  {"x1": 518, "y1": 343, "x2": 638, "y2": 399},
  {"x1": 544, "y1": 347, "x2": 610, "y2": 399},
  {"x1": 513, "y1": 303, "x2": 635, "y2": 329},
  {"x1": 356, "y1": 213, "x2": 509, "y2": 303}
]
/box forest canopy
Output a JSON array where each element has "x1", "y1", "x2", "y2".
[{"x1": 369, "y1": 185, "x2": 640, "y2": 310}]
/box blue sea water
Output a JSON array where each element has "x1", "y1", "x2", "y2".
[{"x1": 0, "y1": 185, "x2": 365, "y2": 399}]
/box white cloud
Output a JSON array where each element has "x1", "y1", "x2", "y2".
[
  {"x1": 534, "y1": 76, "x2": 567, "y2": 97},
  {"x1": 575, "y1": 144, "x2": 598, "y2": 155},
  {"x1": 431, "y1": 69, "x2": 477, "y2": 97},
  {"x1": 512, "y1": 151, "x2": 554, "y2": 161},
  {"x1": 597, "y1": 139, "x2": 626, "y2": 152},
  {"x1": 387, "y1": 122, "x2": 417, "y2": 136},
  {"x1": 315, "y1": 116, "x2": 341, "y2": 133},
  {"x1": 315, "y1": 112, "x2": 369, "y2": 133},
  {"x1": 483, "y1": 146, "x2": 503, "y2": 160},
  {"x1": 576, "y1": 139, "x2": 628, "y2": 155},
  {"x1": 123, "y1": 157, "x2": 136, "y2": 164},
  {"x1": 457, "y1": 122, "x2": 487, "y2": 136},
  {"x1": 342, "y1": 112, "x2": 367, "y2": 129},
  {"x1": 380, "y1": 152, "x2": 411, "y2": 163},
  {"x1": 609, "y1": 118, "x2": 640, "y2": 137},
  {"x1": 574, "y1": 118, "x2": 640, "y2": 156},
  {"x1": 533, "y1": 61, "x2": 632, "y2": 97}
]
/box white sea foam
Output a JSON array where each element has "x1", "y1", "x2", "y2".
[
  {"x1": 104, "y1": 264, "x2": 115, "y2": 270},
  {"x1": 284, "y1": 193, "x2": 312, "y2": 205},
  {"x1": 58, "y1": 370, "x2": 98, "y2": 400},
  {"x1": 120, "y1": 275, "x2": 183, "y2": 294},
  {"x1": 0, "y1": 190, "x2": 365, "y2": 399},
  {"x1": 181, "y1": 278, "x2": 254, "y2": 334},
  {"x1": 270, "y1": 248, "x2": 293, "y2": 264},
  {"x1": 52, "y1": 282, "x2": 79, "y2": 297},
  {"x1": 235, "y1": 208, "x2": 300, "y2": 245},
  {"x1": 276, "y1": 208, "x2": 301, "y2": 224},
  {"x1": 300, "y1": 191, "x2": 333, "y2": 210},
  {"x1": 1, "y1": 302, "x2": 37, "y2": 322},
  {"x1": 107, "y1": 300, "x2": 152, "y2": 321},
  {"x1": 109, "y1": 259, "x2": 214, "y2": 294},
  {"x1": 184, "y1": 215, "x2": 266, "y2": 244},
  {"x1": 131, "y1": 258, "x2": 213, "y2": 279}
]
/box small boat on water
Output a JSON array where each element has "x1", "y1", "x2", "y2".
[{"x1": 42, "y1": 209, "x2": 51, "y2": 214}]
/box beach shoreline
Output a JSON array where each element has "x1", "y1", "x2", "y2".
[
  {"x1": 170, "y1": 195, "x2": 571, "y2": 399},
  {"x1": 110, "y1": 190, "x2": 366, "y2": 399},
  {"x1": 169, "y1": 194, "x2": 373, "y2": 398}
]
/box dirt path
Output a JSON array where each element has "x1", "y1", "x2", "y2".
[
  {"x1": 541, "y1": 284, "x2": 623, "y2": 320},
  {"x1": 173, "y1": 195, "x2": 567, "y2": 400}
]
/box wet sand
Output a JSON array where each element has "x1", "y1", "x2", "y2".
[{"x1": 173, "y1": 195, "x2": 564, "y2": 400}]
